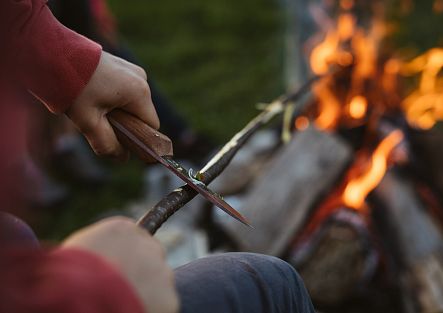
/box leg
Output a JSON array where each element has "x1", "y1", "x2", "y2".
[{"x1": 175, "y1": 252, "x2": 315, "y2": 313}]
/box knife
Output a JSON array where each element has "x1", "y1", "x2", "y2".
[{"x1": 108, "y1": 109, "x2": 250, "y2": 227}]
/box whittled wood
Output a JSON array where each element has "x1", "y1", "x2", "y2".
[{"x1": 108, "y1": 109, "x2": 173, "y2": 163}]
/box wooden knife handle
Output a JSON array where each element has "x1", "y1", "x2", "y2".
[{"x1": 108, "y1": 109, "x2": 173, "y2": 163}]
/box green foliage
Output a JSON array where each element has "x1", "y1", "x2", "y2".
[
  {"x1": 108, "y1": 0, "x2": 284, "y2": 141},
  {"x1": 388, "y1": 0, "x2": 443, "y2": 54}
]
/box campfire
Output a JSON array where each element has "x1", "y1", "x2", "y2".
[
  {"x1": 209, "y1": 1, "x2": 443, "y2": 312},
  {"x1": 138, "y1": 1, "x2": 443, "y2": 312}
]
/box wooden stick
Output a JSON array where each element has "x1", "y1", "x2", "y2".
[{"x1": 138, "y1": 75, "x2": 321, "y2": 234}]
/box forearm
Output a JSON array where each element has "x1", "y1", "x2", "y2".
[
  {"x1": 0, "y1": 0, "x2": 102, "y2": 113},
  {"x1": 0, "y1": 247, "x2": 145, "y2": 313}
]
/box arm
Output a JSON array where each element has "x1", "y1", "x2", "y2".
[
  {"x1": 0, "y1": 0, "x2": 101, "y2": 113},
  {"x1": 0, "y1": 217, "x2": 179, "y2": 313},
  {"x1": 0, "y1": 0, "x2": 159, "y2": 158},
  {"x1": 0, "y1": 248, "x2": 145, "y2": 313}
]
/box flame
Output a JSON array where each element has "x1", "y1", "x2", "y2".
[
  {"x1": 338, "y1": 14, "x2": 356, "y2": 41},
  {"x1": 401, "y1": 48, "x2": 443, "y2": 129},
  {"x1": 313, "y1": 78, "x2": 341, "y2": 130},
  {"x1": 382, "y1": 58, "x2": 401, "y2": 93},
  {"x1": 309, "y1": 14, "x2": 355, "y2": 75},
  {"x1": 343, "y1": 130, "x2": 404, "y2": 210},
  {"x1": 340, "y1": 0, "x2": 354, "y2": 10},
  {"x1": 434, "y1": 0, "x2": 443, "y2": 13},
  {"x1": 309, "y1": 10, "x2": 385, "y2": 130},
  {"x1": 295, "y1": 116, "x2": 310, "y2": 131},
  {"x1": 310, "y1": 32, "x2": 340, "y2": 75},
  {"x1": 348, "y1": 95, "x2": 367, "y2": 119}
]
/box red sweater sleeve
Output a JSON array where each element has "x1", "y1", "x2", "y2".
[
  {"x1": 0, "y1": 248, "x2": 145, "y2": 313},
  {"x1": 0, "y1": 0, "x2": 102, "y2": 113}
]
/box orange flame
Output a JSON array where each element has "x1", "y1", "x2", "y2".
[
  {"x1": 340, "y1": 0, "x2": 354, "y2": 10},
  {"x1": 310, "y1": 32, "x2": 340, "y2": 75},
  {"x1": 309, "y1": 10, "x2": 385, "y2": 130},
  {"x1": 342, "y1": 130, "x2": 404, "y2": 210},
  {"x1": 401, "y1": 48, "x2": 443, "y2": 129},
  {"x1": 434, "y1": 0, "x2": 443, "y2": 13},
  {"x1": 382, "y1": 58, "x2": 401, "y2": 93},
  {"x1": 348, "y1": 95, "x2": 367, "y2": 119},
  {"x1": 338, "y1": 14, "x2": 356, "y2": 41},
  {"x1": 295, "y1": 116, "x2": 310, "y2": 131},
  {"x1": 309, "y1": 14, "x2": 355, "y2": 75},
  {"x1": 313, "y1": 78, "x2": 341, "y2": 130}
]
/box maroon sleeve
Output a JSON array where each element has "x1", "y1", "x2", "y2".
[
  {"x1": 0, "y1": 248, "x2": 145, "y2": 313},
  {"x1": 0, "y1": 0, "x2": 102, "y2": 113}
]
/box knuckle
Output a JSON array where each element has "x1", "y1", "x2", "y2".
[
  {"x1": 132, "y1": 77, "x2": 150, "y2": 98},
  {"x1": 93, "y1": 145, "x2": 114, "y2": 157},
  {"x1": 101, "y1": 217, "x2": 134, "y2": 230},
  {"x1": 150, "y1": 239, "x2": 166, "y2": 258},
  {"x1": 134, "y1": 66, "x2": 148, "y2": 80}
]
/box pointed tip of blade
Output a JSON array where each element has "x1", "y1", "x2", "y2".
[
  {"x1": 237, "y1": 215, "x2": 253, "y2": 228},
  {"x1": 242, "y1": 220, "x2": 254, "y2": 228},
  {"x1": 223, "y1": 208, "x2": 252, "y2": 228}
]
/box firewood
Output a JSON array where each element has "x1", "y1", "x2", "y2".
[
  {"x1": 374, "y1": 172, "x2": 443, "y2": 313},
  {"x1": 291, "y1": 209, "x2": 377, "y2": 306},
  {"x1": 220, "y1": 126, "x2": 352, "y2": 256},
  {"x1": 137, "y1": 76, "x2": 323, "y2": 234}
]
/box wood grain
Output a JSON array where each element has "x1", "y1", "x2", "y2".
[
  {"x1": 221, "y1": 126, "x2": 352, "y2": 256},
  {"x1": 108, "y1": 109, "x2": 173, "y2": 163}
]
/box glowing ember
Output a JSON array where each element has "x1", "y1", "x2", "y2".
[
  {"x1": 340, "y1": 0, "x2": 354, "y2": 10},
  {"x1": 348, "y1": 95, "x2": 367, "y2": 119},
  {"x1": 342, "y1": 130, "x2": 404, "y2": 210},
  {"x1": 434, "y1": 0, "x2": 443, "y2": 13},
  {"x1": 295, "y1": 116, "x2": 310, "y2": 131},
  {"x1": 401, "y1": 48, "x2": 443, "y2": 129}
]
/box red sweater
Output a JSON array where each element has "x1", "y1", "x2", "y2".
[{"x1": 0, "y1": 1, "x2": 145, "y2": 312}]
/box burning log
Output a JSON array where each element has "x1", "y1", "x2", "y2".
[
  {"x1": 137, "y1": 76, "x2": 322, "y2": 234},
  {"x1": 220, "y1": 126, "x2": 352, "y2": 256},
  {"x1": 290, "y1": 209, "x2": 378, "y2": 307},
  {"x1": 374, "y1": 171, "x2": 443, "y2": 313}
]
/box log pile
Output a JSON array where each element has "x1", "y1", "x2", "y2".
[
  {"x1": 134, "y1": 1, "x2": 443, "y2": 312},
  {"x1": 221, "y1": 126, "x2": 352, "y2": 256}
]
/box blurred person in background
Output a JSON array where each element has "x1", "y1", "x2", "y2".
[{"x1": 0, "y1": 1, "x2": 315, "y2": 312}]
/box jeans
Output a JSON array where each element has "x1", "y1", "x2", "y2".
[
  {"x1": 1, "y1": 213, "x2": 315, "y2": 313},
  {"x1": 175, "y1": 253, "x2": 315, "y2": 313}
]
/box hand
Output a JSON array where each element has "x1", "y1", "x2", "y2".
[
  {"x1": 62, "y1": 217, "x2": 179, "y2": 313},
  {"x1": 66, "y1": 51, "x2": 160, "y2": 159}
]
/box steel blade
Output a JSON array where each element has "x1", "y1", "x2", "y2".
[{"x1": 109, "y1": 118, "x2": 251, "y2": 226}]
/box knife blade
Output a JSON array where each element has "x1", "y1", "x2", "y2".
[{"x1": 108, "y1": 109, "x2": 250, "y2": 227}]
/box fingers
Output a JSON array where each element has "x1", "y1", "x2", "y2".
[
  {"x1": 123, "y1": 78, "x2": 160, "y2": 130},
  {"x1": 67, "y1": 51, "x2": 161, "y2": 159},
  {"x1": 73, "y1": 111, "x2": 128, "y2": 160}
]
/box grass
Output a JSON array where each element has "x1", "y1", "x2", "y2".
[{"x1": 108, "y1": 0, "x2": 284, "y2": 141}]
